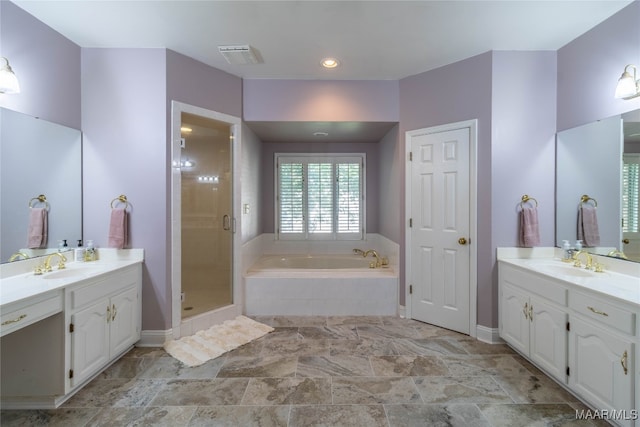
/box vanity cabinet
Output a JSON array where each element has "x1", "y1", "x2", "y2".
[
  {"x1": 0, "y1": 255, "x2": 143, "y2": 409},
  {"x1": 67, "y1": 265, "x2": 141, "y2": 388},
  {"x1": 499, "y1": 257, "x2": 639, "y2": 427},
  {"x1": 568, "y1": 290, "x2": 636, "y2": 427},
  {"x1": 499, "y1": 264, "x2": 568, "y2": 383}
]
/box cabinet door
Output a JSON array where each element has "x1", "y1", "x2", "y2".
[
  {"x1": 109, "y1": 286, "x2": 139, "y2": 357},
  {"x1": 499, "y1": 282, "x2": 530, "y2": 355},
  {"x1": 529, "y1": 296, "x2": 567, "y2": 383},
  {"x1": 70, "y1": 299, "x2": 110, "y2": 387},
  {"x1": 569, "y1": 317, "x2": 634, "y2": 426}
]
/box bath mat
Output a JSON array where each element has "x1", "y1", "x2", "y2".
[{"x1": 163, "y1": 315, "x2": 273, "y2": 367}]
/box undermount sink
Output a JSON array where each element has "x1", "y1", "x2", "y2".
[
  {"x1": 536, "y1": 263, "x2": 595, "y2": 278},
  {"x1": 42, "y1": 267, "x2": 102, "y2": 280}
]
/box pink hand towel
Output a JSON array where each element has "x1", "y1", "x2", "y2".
[
  {"x1": 577, "y1": 205, "x2": 600, "y2": 247},
  {"x1": 27, "y1": 207, "x2": 48, "y2": 249},
  {"x1": 519, "y1": 207, "x2": 540, "y2": 247},
  {"x1": 108, "y1": 208, "x2": 128, "y2": 249}
]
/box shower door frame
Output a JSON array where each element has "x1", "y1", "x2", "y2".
[{"x1": 170, "y1": 101, "x2": 242, "y2": 338}]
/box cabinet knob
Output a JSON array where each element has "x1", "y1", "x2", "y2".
[{"x1": 622, "y1": 238, "x2": 630, "y2": 244}]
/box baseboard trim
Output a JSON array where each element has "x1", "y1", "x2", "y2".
[
  {"x1": 476, "y1": 325, "x2": 503, "y2": 344},
  {"x1": 138, "y1": 329, "x2": 172, "y2": 347}
]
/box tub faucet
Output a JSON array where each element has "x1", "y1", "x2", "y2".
[
  {"x1": 363, "y1": 249, "x2": 382, "y2": 267},
  {"x1": 353, "y1": 248, "x2": 365, "y2": 256}
]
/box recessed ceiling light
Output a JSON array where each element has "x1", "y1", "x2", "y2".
[
  {"x1": 313, "y1": 131, "x2": 329, "y2": 137},
  {"x1": 321, "y1": 58, "x2": 339, "y2": 69}
]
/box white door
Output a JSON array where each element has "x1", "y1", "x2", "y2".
[{"x1": 408, "y1": 125, "x2": 471, "y2": 334}]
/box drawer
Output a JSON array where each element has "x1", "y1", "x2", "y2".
[
  {"x1": 1, "y1": 292, "x2": 63, "y2": 337},
  {"x1": 500, "y1": 263, "x2": 568, "y2": 306},
  {"x1": 569, "y1": 290, "x2": 636, "y2": 336},
  {"x1": 69, "y1": 267, "x2": 139, "y2": 310}
]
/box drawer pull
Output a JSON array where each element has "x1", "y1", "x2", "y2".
[
  {"x1": 107, "y1": 305, "x2": 111, "y2": 323},
  {"x1": 1, "y1": 314, "x2": 27, "y2": 326},
  {"x1": 621, "y1": 350, "x2": 628, "y2": 375},
  {"x1": 587, "y1": 306, "x2": 608, "y2": 317},
  {"x1": 523, "y1": 302, "x2": 529, "y2": 320},
  {"x1": 529, "y1": 305, "x2": 533, "y2": 323},
  {"x1": 111, "y1": 304, "x2": 117, "y2": 322}
]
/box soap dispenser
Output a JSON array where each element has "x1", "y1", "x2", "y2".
[
  {"x1": 562, "y1": 240, "x2": 572, "y2": 261},
  {"x1": 575, "y1": 240, "x2": 583, "y2": 251},
  {"x1": 75, "y1": 240, "x2": 85, "y2": 262}
]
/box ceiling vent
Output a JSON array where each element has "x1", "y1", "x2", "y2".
[{"x1": 218, "y1": 45, "x2": 261, "y2": 65}]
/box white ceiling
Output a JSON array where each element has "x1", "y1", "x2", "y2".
[{"x1": 12, "y1": 0, "x2": 634, "y2": 143}]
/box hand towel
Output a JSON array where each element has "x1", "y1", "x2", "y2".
[
  {"x1": 577, "y1": 205, "x2": 600, "y2": 247},
  {"x1": 519, "y1": 207, "x2": 540, "y2": 247},
  {"x1": 108, "y1": 208, "x2": 128, "y2": 249},
  {"x1": 27, "y1": 207, "x2": 48, "y2": 249}
]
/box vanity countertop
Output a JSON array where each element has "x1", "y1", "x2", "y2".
[
  {"x1": 498, "y1": 247, "x2": 640, "y2": 307},
  {"x1": 0, "y1": 249, "x2": 143, "y2": 309}
]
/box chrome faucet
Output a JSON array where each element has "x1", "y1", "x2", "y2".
[
  {"x1": 43, "y1": 252, "x2": 67, "y2": 272},
  {"x1": 573, "y1": 250, "x2": 593, "y2": 270},
  {"x1": 8, "y1": 252, "x2": 29, "y2": 262}
]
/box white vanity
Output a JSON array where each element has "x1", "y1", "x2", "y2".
[
  {"x1": 0, "y1": 249, "x2": 143, "y2": 409},
  {"x1": 498, "y1": 248, "x2": 639, "y2": 427}
]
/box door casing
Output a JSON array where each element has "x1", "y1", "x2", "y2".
[
  {"x1": 404, "y1": 119, "x2": 478, "y2": 337},
  {"x1": 170, "y1": 101, "x2": 242, "y2": 338}
]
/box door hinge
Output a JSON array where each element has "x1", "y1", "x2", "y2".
[
  {"x1": 409, "y1": 285, "x2": 413, "y2": 294},
  {"x1": 566, "y1": 366, "x2": 570, "y2": 376},
  {"x1": 69, "y1": 369, "x2": 74, "y2": 379},
  {"x1": 409, "y1": 218, "x2": 413, "y2": 228},
  {"x1": 566, "y1": 321, "x2": 570, "y2": 331},
  {"x1": 409, "y1": 152, "x2": 413, "y2": 161},
  {"x1": 69, "y1": 323, "x2": 74, "y2": 333}
]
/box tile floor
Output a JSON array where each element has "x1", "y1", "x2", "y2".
[{"x1": 1, "y1": 316, "x2": 609, "y2": 426}]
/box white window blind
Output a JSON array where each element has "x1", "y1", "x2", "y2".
[
  {"x1": 276, "y1": 154, "x2": 365, "y2": 240},
  {"x1": 622, "y1": 155, "x2": 639, "y2": 233}
]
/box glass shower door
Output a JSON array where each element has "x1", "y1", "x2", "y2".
[{"x1": 180, "y1": 113, "x2": 233, "y2": 318}]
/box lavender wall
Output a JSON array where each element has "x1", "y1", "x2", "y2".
[
  {"x1": 241, "y1": 124, "x2": 264, "y2": 242},
  {"x1": 557, "y1": 1, "x2": 640, "y2": 131},
  {"x1": 399, "y1": 52, "x2": 493, "y2": 314},
  {"x1": 260, "y1": 142, "x2": 380, "y2": 234},
  {"x1": 243, "y1": 80, "x2": 399, "y2": 122},
  {"x1": 166, "y1": 50, "x2": 242, "y2": 119},
  {"x1": 491, "y1": 51, "x2": 557, "y2": 327},
  {"x1": 491, "y1": 52, "x2": 557, "y2": 249},
  {"x1": 378, "y1": 125, "x2": 401, "y2": 243},
  {"x1": 82, "y1": 48, "x2": 169, "y2": 330},
  {"x1": 0, "y1": 1, "x2": 80, "y2": 128}
]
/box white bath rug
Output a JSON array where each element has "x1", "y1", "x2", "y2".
[{"x1": 163, "y1": 315, "x2": 273, "y2": 367}]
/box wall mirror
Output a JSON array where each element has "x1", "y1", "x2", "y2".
[
  {"x1": 0, "y1": 108, "x2": 82, "y2": 263},
  {"x1": 556, "y1": 108, "x2": 640, "y2": 262}
]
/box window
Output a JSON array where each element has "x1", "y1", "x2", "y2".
[
  {"x1": 276, "y1": 153, "x2": 365, "y2": 240},
  {"x1": 623, "y1": 154, "x2": 639, "y2": 233}
]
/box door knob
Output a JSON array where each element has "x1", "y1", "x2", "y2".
[
  {"x1": 622, "y1": 239, "x2": 630, "y2": 244},
  {"x1": 458, "y1": 237, "x2": 467, "y2": 245}
]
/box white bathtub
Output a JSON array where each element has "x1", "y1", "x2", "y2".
[{"x1": 244, "y1": 254, "x2": 398, "y2": 316}]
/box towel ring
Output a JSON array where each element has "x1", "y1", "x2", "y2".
[
  {"x1": 110, "y1": 194, "x2": 129, "y2": 209},
  {"x1": 29, "y1": 194, "x2": 49, "y2": 210},
  {"x1": 520, "y1": 194, "x2": 538, "y2": 209},
  {"x1": 580, "y1": 194, "x2": 598, "y2": 207}
]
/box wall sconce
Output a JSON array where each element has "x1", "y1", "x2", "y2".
[
  {"x1": 615, "y1": 64, "x2": 639, "y2": 100},
  {"x1": 0, "y1": 57, "x2": 21, "y2": 94}
]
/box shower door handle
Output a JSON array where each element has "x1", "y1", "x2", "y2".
[{"x1": 223, "y1": 215, "x2": 231, "y2": 231}]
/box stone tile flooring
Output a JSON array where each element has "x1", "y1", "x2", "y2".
[{"x1": 1, "y1": 316, "x2": 609, "y2": 426}]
